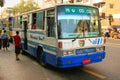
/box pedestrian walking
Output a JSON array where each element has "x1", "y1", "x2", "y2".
[
  {"x1": 1, "y1": 28, "x2": 5, "y2": 34},
  {"x1": 1, "y1": 30, "x2": 9, "y2": 51},
  {"x1": 13, "y1": 31, "x2": 21, "y2": 61},
  {"x1": 0, "y1": 30, "x2": 2, "y2": 50}
]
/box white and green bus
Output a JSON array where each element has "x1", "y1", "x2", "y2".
[{"x1": 12, "y1": 4, "x2": 106, "y2": 68}]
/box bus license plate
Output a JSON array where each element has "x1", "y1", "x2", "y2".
[{"x1": 82, "y1": 58, "x2": 90, "y2": 64}]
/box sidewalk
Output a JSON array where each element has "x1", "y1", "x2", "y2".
[{"x1": 0, "y1": 44, "x2": 48, "y2": 80}]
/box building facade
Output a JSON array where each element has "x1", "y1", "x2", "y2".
[{"x1": 92, "y1": 0, "x2": 120, "y2": 27}]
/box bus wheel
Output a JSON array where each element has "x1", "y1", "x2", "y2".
[{"x1": 37, "y1": 47, "x2": 46, "y2": 67}]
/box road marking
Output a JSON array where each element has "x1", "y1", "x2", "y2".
[
  {"x1": 105, "y1": 43, "x2": 120, "y2": 48},
  {"x1": 80, "y1": 67, "x2": 106, "y2": 79},
  {"x1": 105, "y1": 45, "x2": 120, "y2": 48},
  {"x1": 106, "y1": 43, "x2": 120, "y2": 46},
  {"x1": 32, "y1": 61, "x2": 39, "y2": 65}
]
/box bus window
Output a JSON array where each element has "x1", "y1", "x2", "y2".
[
  {"x1": 47, "y1": 9, "x2": 55, "y2": 37},
  {"x1": 36, "y1": 11, "x2": 44, "y2": 30},
  {"x1": 14, "y1": 16, "x2": 22, "y2": 29},
  {"x1": 32, "y1": 13, "x2": 37, "y2": 29},
  {"x1": 57, "y1": 6, "x2": 100, "y2": 38}
]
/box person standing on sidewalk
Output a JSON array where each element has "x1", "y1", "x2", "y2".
[
  {"x1": 1, "y1": 30, "x2": 9, "y2": 51},
  {"x1": 13, "y1": 31, "x2": 21, "y2": 61}
]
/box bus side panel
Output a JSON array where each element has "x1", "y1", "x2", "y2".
[
  {"x1": 21, "y1": 40, "x2": 58, "y2": 67},
  {"x1": 22, "y1": 42, "x2": 43, "y2": 57},
  {"x1": 21, "y1": 36, "x2": 58, "y2": 65},
  {"x1": 28, "y1": 45, "x2": 37, "y2": 57},
  {"x1": 57, "y1": 52, "x2": 106, "y2": 68},
  {"x1": 44, "y1": 52, "x2": 57, "y2": 67}
]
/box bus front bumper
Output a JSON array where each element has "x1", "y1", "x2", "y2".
[{"x1": 57, "y1": 52, "x2": 106, "y2": 68}]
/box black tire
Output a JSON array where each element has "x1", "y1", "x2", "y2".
[
  {"x1": 21, "y1": 49, "x2": 28, "y2": 55},
  {"x1": 20, "y1": 46, "x2": 28, "y2": 55},
  {"x1": 37, "y1": 47, "x2": 46, "y2": 67}
]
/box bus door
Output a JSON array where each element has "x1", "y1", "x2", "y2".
[
  {"x1": 47, "y1": 9, "x2": 55, "y2": 37},
  {"x1": 23, "y1": 21, "x2": 28, "y2": 50}
]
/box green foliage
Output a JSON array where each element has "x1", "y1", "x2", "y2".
[
  {"x1": 0, "y1": 0, "x2": 4, "y2": 7},
  {"x1": 12, "y1": 0, "x2": 40, "y2": 15}
]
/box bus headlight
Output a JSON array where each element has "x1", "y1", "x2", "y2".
[
  {"x1": 63, "y1": 50, "x2": 75, "y2": 56},
  {"x1": 96, "y1": 46, "x2": 105, "y2": 52}
]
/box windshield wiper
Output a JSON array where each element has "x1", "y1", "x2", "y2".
[{"x1": 72, "y1": 34, "x2": 80, "y2": 42}]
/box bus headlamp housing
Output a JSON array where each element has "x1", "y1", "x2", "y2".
[
  {"x1": 63, "y1": 50, "x2": 75, "y2": 56},
  {"x1": 96, "y1": 46, "x2": 105, "y2": 52}
]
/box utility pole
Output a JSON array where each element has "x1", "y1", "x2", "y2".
[{"x1": 0, "y1": 0, "x2": 4, "y2": 7}]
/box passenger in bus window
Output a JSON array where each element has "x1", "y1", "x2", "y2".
[{"x1": 32, "y1": 23, "x2": 37, "y2": 29}]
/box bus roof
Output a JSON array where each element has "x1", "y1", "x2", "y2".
[{"x1": 10, "y1": 4, "x2": 98, "y2": 17}]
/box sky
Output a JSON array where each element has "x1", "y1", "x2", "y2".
[
  {"x1": 4, "y1": 0, "x2": 20, "y2": 8},
  {"x1": 0, "y1": 0, "x2": 20, "y2": 11}
]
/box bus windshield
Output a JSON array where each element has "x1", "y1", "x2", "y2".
[{"x1": 57, "y1": 5, "x2": 101, "y2": 39}]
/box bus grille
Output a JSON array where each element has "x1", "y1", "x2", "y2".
[{"x1": 76, "y1": 48, "x2": 96, "y2": 55}]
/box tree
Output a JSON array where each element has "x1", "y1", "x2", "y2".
[
  {"x1": 0, "y1": 0, "x2": 4, "y2": 7},
  {"x1": 24, "y1": 0, "x2": 40, "y2": 12},
  {"x1": 12, "y1": 0, "x2": 40, "y2": 15}
]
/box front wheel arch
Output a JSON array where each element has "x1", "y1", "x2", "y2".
[{"x1": 37, "y1": 46, "x2": 47, "y2": 67}]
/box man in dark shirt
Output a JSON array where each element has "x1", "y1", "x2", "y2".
[
  {"x1": 1, "y1": 30, "x2": 9, "y2": 51},
  {"x1": 13, "y1": 31, "x2": 21, "y2": 61}
]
